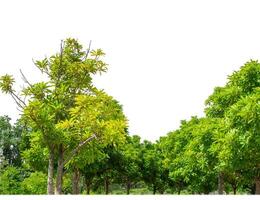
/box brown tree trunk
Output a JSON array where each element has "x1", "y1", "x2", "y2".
[
  {"x1": 153, "y1": 185, "x2": 156, "y2": 195},
  {"x1": 255, "y1": 177, "x2": 260, "y2": 194},
  {"x1": 126, "y1": 179, "x2": 131, "y2": 195},
  {"x1": 72, "y1": 167, "x2": 80, "y2": 194},
  {"x1": 218, "y1": 172, "x2": 224, "y2": 194},
  {"x1": 84, "y1": 176, "x2": 91, "y2": 195},
  {"x1": 104, "y1": 177, "x2": 109, "y2": 194},
  {"x1": 56, "y1": 144, "x2": 64, "y2": 194},
  {"x1": 47, "y1": 146, "x2": 55, "y2": 195},
  {"x1": 233, "y1": 186, "x2": 237, "y2": 195},
  {"x1": 230, "y1": 181, "x2": 238, "y2": 195},
  {"x1": 250, "y1": 184, "x2": 256, "y2": 194},
  {"x1": 159, "y1": 189, "x2": 164, "y2": 194}
]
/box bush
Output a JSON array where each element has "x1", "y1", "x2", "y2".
[
  {"x1": 0, "y1": 166, "x2": 24, "y2": 194},
  {"x1": 21, "y1": 171, "x2": 47, "y2": 194}
]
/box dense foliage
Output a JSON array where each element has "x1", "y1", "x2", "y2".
[{"x1": 0, "y1": 40, "x2": 259, "y2": 194}]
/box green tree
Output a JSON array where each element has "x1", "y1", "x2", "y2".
[
  {"x1": 140, "y1": 140, "x2": 167, "y2": 194},
  {"x1": 61, "y1": 90, "x2": 127, "y2": 194},
  {"x1": 164, "y1": 117, "x2": 199, "y2": 194},
  {"x1": 0, "y1": 116, "x2": 22, "y2": 168},
  {"x1": 205, "y1": 60, "x2": 260, "y2": 194},
  {"x1": 0, "y1": 38, "x2": 127, "y2": 194},
  {"x1": 119, "y1": 135, "x2": 142, "y2": 194}
]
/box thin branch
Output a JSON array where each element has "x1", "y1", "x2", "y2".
[
  {"x1": 54, "y1": 40, "x2": 64, "y2": 98},
  {"x1": 16, "y1": 106, "x2": 23, "y2": 113},
  {"x1": 32, "y1": 58, "x2": 51, "y2": 76},
  {"x1": 19, "y1": 69, "x2": 33, "y2": 87},
  {"x1": 10, "y1": 91, "x2": 26, "y2": 107},
  {"x1": 64, "y1": 134, "x2": 97, "y2": 165},
  {"x1": 58, "y1": 40, "x2": 64, "y2": 74},
  {"x1": 85, "y1": 40, "x2": 92, "y2": 59},
  {"x1": 10, "y1": 93, "x2": 24, "y2": 110}
]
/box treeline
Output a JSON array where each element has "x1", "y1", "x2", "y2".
[
  {"x1": 0, "y1": 38, "x2": 259, "y2": 194},
  {"x1": 0, "y1": 116, "x2": 164, "y2": 194}
]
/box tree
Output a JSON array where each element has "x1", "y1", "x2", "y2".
[
  {"x1": 181, "y1": 118, "x2": 219, "y2": 194},
  {"x1": 140, "y1": 140, "x2": 168, "y2": 194},
  {"x1": 61, "y1": 90, "x2": 127, "y2": 194},
  {"x1": 119, "y1": 135, "x2": 142, "y2": 194},
  {"x1": 205, "y1": 60, "x2": 260, "y2": 194},
  {"x1": 163, "y1": 117, "x2": 199, "y2": 194},
  {"x1": 0, "y1": 116, "x2": 22, "y2": 168},
  {"x1": 0, "y1": 38, "x2": 127, "y2": 194}
]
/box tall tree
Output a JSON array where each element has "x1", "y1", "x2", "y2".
[
  {"x1": 205, "y1": 60, "x2": 260, "y2": 194},
  {"x1": 0, "y1": 38, "x2": 127, "y2": 194}
]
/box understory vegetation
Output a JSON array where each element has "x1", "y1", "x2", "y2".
[{"x1": 0, "y1": 39, "x2": 259, "y2": 194}]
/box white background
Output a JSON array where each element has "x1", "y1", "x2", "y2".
[{"x1": 1, "y1": 0, "x2": 260, "y2": 141}]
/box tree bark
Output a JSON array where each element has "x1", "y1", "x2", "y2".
[
  {"x1": 64, "y1": 134, "x2": 96, "y2": 165},
  {"x1": 232, "y1": 186, "x2": 237, "y2": 195},
  {"x1": 153, "y1": 185, "x2": 156, "y2": 195},
  {"x1": 84, "y1": 176, "x2": 91, "y2": 195},
  {"x1": 47, "y1": 146, "x2": 55, "y2": 195},
  {"x1": 55, "y1": 144, "x2": 64, "y2": 194},
  {"x1": 126, "y1": 179, "x2": 131, "y2": 195},
  {"x1": 255, "y1": 177, "x2": 260, "y2": 194},
  {"x1": 250, "y1": 184, "x2": 256, "y2": 194},
  {"x1": 104, "y1": 177, "x2": 109, "y2": 194},
  {"x1": 72, "y1": 167, "x2": 80, "y2": 194},
  {"x1": 218, "y1": 172, "x2": 224, "y2": 194},
  {"x1": 159, "y1": 189, "x2": 164, "y2": 194}
]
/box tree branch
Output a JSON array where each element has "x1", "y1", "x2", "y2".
[
  {"x1": 58, "y1": 40, "x2": 64, "y2": 80},
  {"x1": 10, "y1": 91, "x2": 26, "y2": 108},
  {"x1": 32, "y1": 58, "x2": 52, "y2": 77},
  {"x1": 84, "y1": 40, "x2": 92, "y2": 60},
  {"x1": 64, "y1": 134, "x2": 97, "y2": 165},
  {"x1": 19, "y1": 69, "x2": 33, "y2": 88},
  {"x1": 11, "y1": 93, "x2": 24, "y2": 110}
]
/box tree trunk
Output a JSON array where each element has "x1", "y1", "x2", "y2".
[
  {"x1": 255, "y1": 177, "x2": 260, "y2": 194},
  {"x1": 72, "y1": 167, "x2": 80, "y2": 194},
  {"x1": 47, "y1": 146, "x2": 55, "y2": 195},
  {"x1": 104, "y1": 177, "x2": 109, "y2": 194},
  {"x1": 84, "y1": 176, "x2": 91, "y2": 195},
  {"x1": 159, "y1": 189, "x2": 164, "y2": 194},
  {"x1": 218, "y1": 172, "x2": 224, "y2": 194},
  {"x1": 126, "y1": 179, "x2": 131, "y2": 195},
  {"x1": 153, "y1": 185, "x2": 156, "y2": 195},
  {"x1": 233, "y1": 187, "x2": 237, "y2": 195},
  {"x1": 250, "y1": 184, "x2": 256, "y2": 194},
  {"x1": 177, "y1": 181, "x2": 182, "y2": 195},
  {"x1": 55, "y1": 144, "x2": 64, "y2": 194}
]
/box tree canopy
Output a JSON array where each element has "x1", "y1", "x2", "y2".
[{"x1": 0, "y1": 41, "x2": 259, "y2": 195}]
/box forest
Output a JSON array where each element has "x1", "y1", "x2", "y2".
[{"x1": 0, "y1": 38, "x2": 259, "y2": 195}]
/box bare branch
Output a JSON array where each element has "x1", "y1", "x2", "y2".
[
  {"x1": 10, "y1": 93, "x2": 24, "y2": 110},
  {"x1": 59, "y1": 40, "x2": 64, "y2": 69},
  {"x1": 85, "y1": 40, "x2": 92, "y2": 59},
  {"x1": 16, "y1": 106, "x2": 23, "y2": 113},
  {"x1": 10, "y1": 91, "x2": 26, "y2": 108},
  {"x1": 64, "y1": 134, "x2": 97, "y2": 165},
  {"x1": 20, "y1": 69, "x2": 33, "y2": 87}
]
